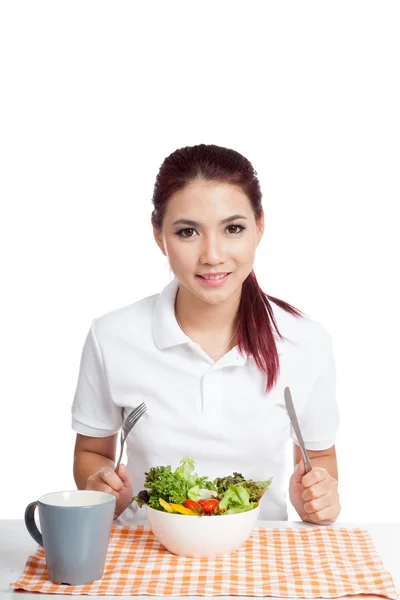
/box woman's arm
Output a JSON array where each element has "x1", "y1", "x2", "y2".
[
  {"x1": 73, "y1": 433, "x2": 118, "y2": 489},
  {"x1": 73, "y1": 433, "x2": 133, "y2": 519}
]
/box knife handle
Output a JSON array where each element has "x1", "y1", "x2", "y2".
[{"x1": 301, "y1": 446, "x2": 313, "y2": 473}]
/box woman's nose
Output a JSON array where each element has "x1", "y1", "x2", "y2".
[{"x1": 199, "y1": 234, "x2": 226, "y2": 265}]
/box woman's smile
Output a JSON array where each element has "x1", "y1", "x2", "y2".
[{"x1": 196, "y1": 272, "x2": 232, "y2": 286}]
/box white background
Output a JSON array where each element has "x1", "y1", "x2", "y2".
[{"x1": 1, "y1": 1, "x2": 399, "y2": 522}]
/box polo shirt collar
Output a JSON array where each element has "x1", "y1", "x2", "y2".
[
  {"x1": 152, "y1": 278, "x2": 187, "y2": 350},
  {"x1": 152, "y1": 278, "x2": 285, "y2": 359}
]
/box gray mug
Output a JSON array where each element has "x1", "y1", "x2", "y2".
[{"x1": 24, "y1": 490, "x2": 116, "y2": 585}]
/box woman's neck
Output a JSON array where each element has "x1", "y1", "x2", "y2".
[{"x1": 174, "y1": 283, "x2": 241, "y2": 336}]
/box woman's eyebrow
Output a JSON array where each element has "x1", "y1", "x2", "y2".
[{"x1": 172, "y1": 214, "x2": 248, "y2": 226}]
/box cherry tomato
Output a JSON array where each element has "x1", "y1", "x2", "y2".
[
  {"x1": 201, "y1": 499, "x2": 219, "y2": 514},
  {"x1": 183, "y1": 499, "x2": 202, "y2": 512}
]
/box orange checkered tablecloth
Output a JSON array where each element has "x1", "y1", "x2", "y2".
[{"x1": 11, "y1": 524, "x2": 398, "y2": 598}]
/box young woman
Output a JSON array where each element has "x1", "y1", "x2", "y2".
[{"x1": 72, "y1": 144, "x2": 340, "y2": 525}]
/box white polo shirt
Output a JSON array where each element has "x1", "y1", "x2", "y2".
[{"x1": 71, "y1": 278, "x2": 339, "y2": 524}]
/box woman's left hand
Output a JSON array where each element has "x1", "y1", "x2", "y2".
[{"x1": 289, "y1": 457, "x2": 341, "y2": 525}]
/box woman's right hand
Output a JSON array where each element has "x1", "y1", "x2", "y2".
[{"x1": 86, "y1": 463, "x2": 133, "y2": 519}]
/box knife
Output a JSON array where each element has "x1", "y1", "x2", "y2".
[{"x1": 284, "y1": 386, "x2": 312, "y2": 473}]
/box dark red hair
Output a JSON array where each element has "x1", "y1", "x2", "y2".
[{"x1": 151, "y1": 144, "x2": 304, "y2": 391}]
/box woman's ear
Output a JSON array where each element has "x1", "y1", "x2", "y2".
[
  {"x1": 256, "y1": 211, "x2": 265, "y2": 245},
  {"x1": 152, "y1": 225, "x2": 167, "y2": 256}
]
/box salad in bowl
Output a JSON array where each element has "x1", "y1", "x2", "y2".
[
  {"x1": 132, "y1": 457, "x2": 273, "y2": 557},
  {"x1": 133, "y1": 456, "x2": 272, "y2": 515}
]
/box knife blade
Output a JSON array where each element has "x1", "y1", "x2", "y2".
[{"x1": 284, "y1": 386, "x2": 312, "y2": 473}]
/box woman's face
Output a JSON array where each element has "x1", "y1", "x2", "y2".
[{"x1": 153, "y1": 180, "x2": 264, "y2": 306}]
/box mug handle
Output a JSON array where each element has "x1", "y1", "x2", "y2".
[{"x1": 24, "y1": 502, "x2": 43, "y2": 546}]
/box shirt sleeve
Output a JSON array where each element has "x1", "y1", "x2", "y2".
[
  {"x1": 71, "y1": 321, "x2": 123, "y2": 437},
  {"x1": 290, "y1": 333, "x2": 339, "y2": 451}
]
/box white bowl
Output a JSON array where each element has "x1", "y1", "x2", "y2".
[{"x1": 146, "y1": 504, "x2": 260, "y2": 557}]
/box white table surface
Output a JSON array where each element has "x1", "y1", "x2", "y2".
[{"x1": 1, "y1": 519, "x2": 399, "y2": 599}]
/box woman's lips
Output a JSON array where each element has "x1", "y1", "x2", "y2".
[{"x1": 196, "y1": 273, "x2": 232, "y2": 287}]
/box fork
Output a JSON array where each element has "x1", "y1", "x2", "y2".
[{"x1": 114, "y1": 402, "x2": 147, "y2": 472}]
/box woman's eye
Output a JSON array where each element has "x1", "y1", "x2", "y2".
[
  {"x1": 227, "y1": 225, "x2": 245, "y2": 234},
  {"x1": 176, "y1": 228, "x2": 197, "y2": 238}
]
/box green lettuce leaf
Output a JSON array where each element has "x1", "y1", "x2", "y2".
[
  {"x1": 174, "y1": 457, "x2": 198, "y2": 487},
  {"x1": 213, "y1": 473, "x2": 273, "y2": 503},
  {"x1": 187, "y1": 485, "x2": 217, "y2": 501},
  {"x1": 139, "y1": 464, "x2": 188, "y2": 509},
  {"x1": 219, "y1": 483, "x2": 253, "y2": 512}
]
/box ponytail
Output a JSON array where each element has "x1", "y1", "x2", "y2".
[{"x1": 237, "y1": 271, "x2": 304, "y2": 392}]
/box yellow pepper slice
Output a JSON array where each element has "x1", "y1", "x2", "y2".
[
  {"x1": 158, "y1": 498, "x2": 198, "y2": 515},
  {"x1": 169, "y1": 503, "x2": 199, "y2": 516},
  {"x1": 158, "y1": 498, "x2": 175, "y2": 513}
]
